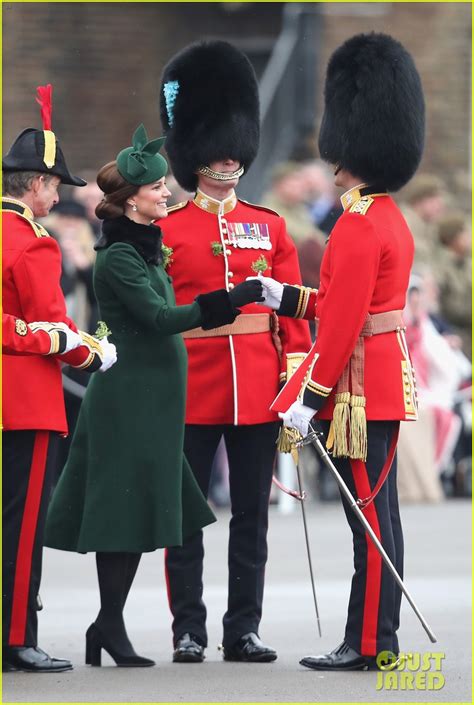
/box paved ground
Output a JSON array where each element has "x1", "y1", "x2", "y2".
[{"x1": 3, "y1": 497, "x2": 471, "y2": 703}]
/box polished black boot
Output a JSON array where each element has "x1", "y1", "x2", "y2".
[
  {"x1": 223, "y1": 633, "x2": 277, "y2": 663},
  {"x1": 172, "y1": 633, "x2": 205, "y2": 663},
  {"x1": 300, "y1": 641, "x2": 373, "y2": 671},
  {"x1": 3, "y1": 646, "x2": 72, "y2": 673}
]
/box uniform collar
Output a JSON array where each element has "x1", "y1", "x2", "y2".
[
  {"x1": 340, "y1": 183, "x2": 388, "y2": 211},
  {"x1": 194, "y1": 188, "x2": 237, "y2": 215},
  {"x1": 2, "y1": 196, "x2": 34, "y2": 221}
]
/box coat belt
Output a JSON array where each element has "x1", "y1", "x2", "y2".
[{"x1": 182, "y1": 313, "x2": 271, "y2": 339}]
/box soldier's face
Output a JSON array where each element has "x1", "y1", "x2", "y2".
[
  {"x1": 33, "y1": 175, "x2": 61, "y2": 218},
  {"x1": 199, "y1": 159, "x2": 242, "y2": 192}
]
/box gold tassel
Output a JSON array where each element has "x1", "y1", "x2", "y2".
[
  {"x1": 276, "y1": 426, "x2": 301, "y2": 465},
  {"x1": 328, "y1": 391, "x2": 351, "y2": 457},
  {"x1": 349, "y1": 395, "x2": 367, "y2": 461}
]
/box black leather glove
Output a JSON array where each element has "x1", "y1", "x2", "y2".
[{"x1": 228, "y1": 279, "x2": 264, "y2": 308}]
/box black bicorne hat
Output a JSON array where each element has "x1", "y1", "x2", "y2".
[
  {"x1": 318, "y1": 33, "x2": 425, "y2": 192},
  {"x1": 160, "y1": 40, "x2": 260, "y2": 192},
  {"x1": 2, "y1": 85, "x2": 86, "y2": 187}
]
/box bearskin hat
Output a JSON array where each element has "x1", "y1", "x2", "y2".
[
  {"x1": 318, "y1": 33, "x2": 425, "y2": 192},
  {"x1": 160, "y1": 40, "x2": 260, "y2": 192}
]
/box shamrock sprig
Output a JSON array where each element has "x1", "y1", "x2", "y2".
[
  {"x1": 211, "y1": 241, "x2": 224, "y2": 257},
  {"x1": 94, "y1": 320, "x2": 112, "y2": 340},
  {"x1": 162, "y1": 244, "x2": 174, "y2": 270},
  {"x1": 251, "y1": 255, "x2": 269, "y2": 274}
]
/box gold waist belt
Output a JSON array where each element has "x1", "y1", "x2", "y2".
[
  {"x1": 182, "y1": 313, "x2": 271, "y2": 339},
  {"x1": 321, "y1": 309, "x2": 405, "y2": 461}
]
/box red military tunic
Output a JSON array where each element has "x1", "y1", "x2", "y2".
[
  {"x1": 272, "y1": 185, "x2": 418, "y2": 423},
  {"x1": 159, "y1": 190, "x2": 311, "y2": 425},
  {"x1": 2, "y1": 197, "x2": 101, "y2": 433}
]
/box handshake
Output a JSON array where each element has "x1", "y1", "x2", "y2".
[
  {"x1": 245, "y1": 274, "x2": 284, "y2": 310},
  {"x1": 222, "y1": 275, "x2": 284, "y2": 310}
]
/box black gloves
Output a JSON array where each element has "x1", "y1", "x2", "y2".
[{"x1": 228, "y1": 279, "x2": 264, "y2": 308}]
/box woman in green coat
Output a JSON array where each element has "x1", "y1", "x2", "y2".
[{"x1": 44, "y1": 125, "x2": 263, "y2": 667}]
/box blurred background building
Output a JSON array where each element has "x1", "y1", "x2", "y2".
[{"x1": 3, "y1": 1, "x2": 471, "y2": 503}]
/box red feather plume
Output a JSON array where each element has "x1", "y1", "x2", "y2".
[{"x1": 35, "y1": 84, "x2": 53, "y2": 131}]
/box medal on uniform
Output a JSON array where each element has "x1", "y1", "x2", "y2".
[{"x1": 226, "y1": 222, "x2": 272, "y2": 250}]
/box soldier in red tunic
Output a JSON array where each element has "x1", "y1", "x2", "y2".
[
  {"x1": 158, "y1": 41, "x2": 311, "y2": 663},
  {"x1": 2, "y1": 86, "x2": 117, "y2": 673},
  {"x1": 255, "y1": 33, "x2": 425, "y2": 670}
]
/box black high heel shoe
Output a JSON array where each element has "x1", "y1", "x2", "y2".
[{"x1": 85, "y1": 623, "x2": 155, "y2": 667}]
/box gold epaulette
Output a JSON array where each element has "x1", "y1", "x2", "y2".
[
  {"x1": 167, "y1": 201, "x2": 189, "y2": 214},
  {"x1": 30, "y1": 221, "x2": 50, "y2": 238},
  {"x1": 238, "y1": 199, "x2": 280, "y2": 217},
  {"x1": 348, "y1": 196, "x2": 374, "y2": 216}
]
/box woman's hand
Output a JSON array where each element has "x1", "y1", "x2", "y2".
[{"x1": 228, "y1": 279, "x2": 264, "y2": 308}]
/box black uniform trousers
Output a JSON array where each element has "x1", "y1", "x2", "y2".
[
  {"x1": 319, "y1": 420, "x2": 403, "y2": 657},
  {"x1": 165, "y1": 422, "x2": 279, "y2": 649},
  {"x1": 2, "y1": 430, "x2": 58, "y2": 647}
]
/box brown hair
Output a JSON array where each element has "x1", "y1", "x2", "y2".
[
  {"x1": 438, "y1": 212, "x2": 467, "y2": 246},
  {"x1": 95, "y1": 161, "x2": 138, "y2": 220}
]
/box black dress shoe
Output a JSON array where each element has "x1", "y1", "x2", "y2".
[
  {"x1": 172, "y1": 633, "x2": 205, "y2": 663},
  {"x1": 300, "y1": 641, "x2": 373, "y2": 671},
  {"x1": 2, "y1": 646, "x2": 73, "y2": 673},
  {"x1": 223, "y1": 633, "x2": 277, "y2": 663}
]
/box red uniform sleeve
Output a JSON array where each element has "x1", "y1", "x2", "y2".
[
  {"x1": 2, "y1": 314, "x2": 51, "y2": 355},
  {"x1": 11, "y1": 234, "x2": 98, "y2": 370},
  {"x1": 271, "y1": 218, "x2": 312, "y2": 383}
]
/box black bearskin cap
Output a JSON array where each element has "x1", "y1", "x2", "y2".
[
  {"x1": 318, "y1": 33, "x2": 425, "y2": 192},
  {"x1": 160, "y1": 40, "x2": 260, "y2": 192}
]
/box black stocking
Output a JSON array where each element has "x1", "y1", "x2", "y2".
[{"x1": 95, "y1": 552, "x2": 142, "y2": 656}]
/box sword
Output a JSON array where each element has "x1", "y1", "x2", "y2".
[
  {"x1": 294, "y1": 459, "x2": 322, "y2": 638},
  {"x1": 298, "y1": 423, "x2": 437, "y2": 644}
]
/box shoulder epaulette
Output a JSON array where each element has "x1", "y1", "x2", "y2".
[
  {"x1": 238, "y1": 199, "x2": 280, "y2": 217},
  {"x1": 167, "y1": 201, "x2": 190, "y2": 214},
  {"x1": 5, "y1": 209, "x2": 50, "y2": 238},
  {"x1": 348, "y1": 196, "x2": 374, "y2": 216},
  {"x1": 30, "y1": 221, "x2": 50, "y2": 238}
]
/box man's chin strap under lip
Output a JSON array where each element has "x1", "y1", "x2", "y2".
[{"x1": 197, "y1": 165, "x2": 245, "y2": 181}]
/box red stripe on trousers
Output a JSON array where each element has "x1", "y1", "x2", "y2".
[
  {"x1": 9, "y1": 431, "x2": 49, "y2": 645},
  {"x1": 350, "y1": 458, "x2": 382, "y2": 656}
]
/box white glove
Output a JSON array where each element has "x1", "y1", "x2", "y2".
[
  {"x1": 98, "y1": 338, "x2": 117, "y2": 372},
  {"x1": 246, "y1": 274, "x2": 284, "y2": 309},
  {"x1": 279, "y1": 400, "x2": 317, "y2": 437},
  {"x1": 55, "y1": 322, "x2": 83, "y2": 353}
]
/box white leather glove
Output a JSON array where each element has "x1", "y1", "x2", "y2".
[
  {"x1": 279, "y1": 400, "x2": 317, "y2": 437},
  {"x1": 54, "y1": 322, "x2": 83, "y2": 352},
  {"x1": 246, "y1": 274, "x2": 284, "y2": 309},
  {"x1": 98, "y1": 338, "x2": 117, "y2": 372}
]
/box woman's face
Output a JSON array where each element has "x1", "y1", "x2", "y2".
[{"x1": 129, "y1": 177, "x2": 171, "y2": 224}]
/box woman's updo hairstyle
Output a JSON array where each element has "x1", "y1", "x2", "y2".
[{"x1": 95, "y1": 161, "x2": 138, "y2": 220}]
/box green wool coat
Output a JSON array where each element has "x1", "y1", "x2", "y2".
[{"x1": 45, "y1": 219, "x2": 216, "y2": 553}]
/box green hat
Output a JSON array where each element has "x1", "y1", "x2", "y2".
[{"x1": 116, "y1": 124, "x2": 168, "y2": 186}]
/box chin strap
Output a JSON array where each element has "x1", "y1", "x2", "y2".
[{"x1": 197, "y1": 165, "x2": 244, "y2": 181}]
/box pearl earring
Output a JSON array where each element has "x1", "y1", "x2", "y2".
[{"x1": 132, "y1": 204, "x2": 137, "y2": 212}]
